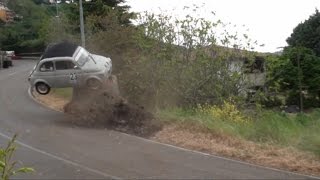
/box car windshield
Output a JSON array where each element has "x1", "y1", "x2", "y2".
[{"x1": 74, "y1": 48, "x2": 90, "y2": 67}]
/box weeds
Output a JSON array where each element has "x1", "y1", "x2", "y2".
[
  {"x1": 159, "y1": 107, "x2": 320, "y2": 157},
  {"x1": 0, "y1": 134, "x2": 34, "y2": 180},
  {"x1": 196, "y1": 100, "x2": 249, "y2": 124}
]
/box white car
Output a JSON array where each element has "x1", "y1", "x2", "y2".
[{"x1": 28, "y1": 42, "x2": 112, "y2": 95}]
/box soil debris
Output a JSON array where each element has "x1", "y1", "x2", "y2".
[{"x1": 63, "y1": 88, "x2": 162, "y2": 137}]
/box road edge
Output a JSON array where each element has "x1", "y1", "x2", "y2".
[{"x1": 27, "y1": 87, "x2": 320, "y2": 179}]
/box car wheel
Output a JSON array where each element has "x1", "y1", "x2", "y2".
[
  {"x1": 86, "y1": 78, "x2": 102, "y2": 90},
  {"x1": 35, "y1": 82, "x2": 50, "y2": 95}
]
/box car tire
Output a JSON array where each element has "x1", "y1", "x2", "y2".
[
  {"x1": 86, "y1": 78, "x2": 102, "y2": 90},
  {"x1": 35, "y1": 82, "x2": 50, "y2": 95}
]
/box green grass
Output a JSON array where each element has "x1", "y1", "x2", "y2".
[
  {"x1": 51, "y1": 88, "x2": 73, "y2": 100},
  {"x1": 50, "y1": 88, "x2": 320, "y2": 156},
  {"x1": 158, "y1": 107, "x2": 320, "y2": 156}
]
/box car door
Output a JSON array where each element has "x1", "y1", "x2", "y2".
[
  {"x1": 37, "y1": 61, "x2": 56, "y2": 87},
  {"x1": 54, "y1": 60, "x2": 80, "y2": 88}
]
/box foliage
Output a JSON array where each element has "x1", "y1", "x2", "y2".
[
  {"x1": 159, "y1": 107, "x2": 320, "y2": 156},
  {"x1": 267, "y1": 47, "x2": 320, "y2": 107},
  {"x1": 0, "y1": 134, "x2": 34, "y2": 180},
  {"x1": 196, "y1": 100, "x2": 249, "y2": 124},
  {"x1": 287, "y1": 9, "x2": 320, "y2": 56},
  {"x1": 101, "y1": 9, "x2": 258, "y2": 109},
  {"x1": 0, "y1": 0, "x2": 49, "y2": 53},
  {"x1": 62, "y1": 0, "x2": 134, "y2": 33}
]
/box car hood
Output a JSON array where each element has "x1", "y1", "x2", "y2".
[{"x1": 81, "y1": 54, "x2": 112, "y2": 71}]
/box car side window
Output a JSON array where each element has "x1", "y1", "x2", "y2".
[
  {"x1": 39, "y1": 61, "x2": 54, "y2": 72},
  {"x1": 55, "y1": 61, "x2": 76, "y2": 70}
]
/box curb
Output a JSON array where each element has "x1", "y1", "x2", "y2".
[{"x1": 28, "y1": 87, "x2": 63, "y2": 113}]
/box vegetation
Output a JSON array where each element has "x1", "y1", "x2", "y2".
[
  {"x1": 0, "y1": 0, "x2": 49, "y2": 53},
  {"x1": 0, "y1": 0, "x2": 133, "y2": 52},
  {"x1": 0, "y1": 135, "x2": 34, "y2": 179},
  {"x1": 159, "y1": 106, "x2": 320, "y2": 156},
  {"x1": 3, "y1": 0, "x2": 320, "y2": 161},
  {"x1": 266, "y1": 9, "x2": 320, "y2": 109},
  {"x1": 287, "y1": 9, "x2": 320, "y2": 56}
]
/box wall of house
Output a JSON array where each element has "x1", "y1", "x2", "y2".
[
  {"x1": 245, "y1": 73, "x2": 266, "y2": 87},
  {"x1": 0, "y1": 9, "x2": 6, "y2": 22},
  {"x1": 229, "y1": 58, "x2": 266, "y2": 88}
]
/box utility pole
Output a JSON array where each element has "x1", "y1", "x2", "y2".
[
  {"x1": 79, "y1": 0, "x2": 85, "y2": 48},
  {"x1": 297, "y1": 50, "x2": 303, "y2": 113},
  {"x1": 55, "y1": 0, "x2": 59, "y2": 17}
]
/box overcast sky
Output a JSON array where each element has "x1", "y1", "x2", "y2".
[{"x1": 125, "y1": 0, "x2": 319, "y2": 53}]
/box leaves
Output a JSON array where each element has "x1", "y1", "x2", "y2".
[
  {"x1": 287, "y1": 10, "x2": 320, "y2": 56},
  {"x1": 0, "y1": 134, "x2": 34, "y2": 180},
  {"x1": 12, "y1": 167, "x2": 35, "y2": 175}
]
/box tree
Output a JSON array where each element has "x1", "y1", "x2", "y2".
[
  {"x1": 267, "y1": 10, "x2": 320, "y2": 108},
  {"x1": 0, "y1": 0, "x2": 49, "y2": 53},
  {"x1": 0, "y1": 19, "x2": 5, "y2": 27},
  {"x1": 269, "y1": 47, "x2": 320, "y2": 107},
  {"x1": 286, "y1": 9, "x2": 320, "y2": 56},
  {"x1": 63, "y1": 0, "x2": 134, "y2": 27}
]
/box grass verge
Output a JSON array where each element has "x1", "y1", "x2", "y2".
[
  {"x1": 158, "y1": 106, "x2": 320, "y2": 157},
  {"x1": 33, "y1": 88, "x2": 320, "y2": 176}
]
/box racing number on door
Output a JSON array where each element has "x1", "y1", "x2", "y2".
[{"x1": 70, "y1": 73, "x2": 77, "y2": 81}]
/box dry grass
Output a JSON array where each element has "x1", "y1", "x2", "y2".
[
  {"x1": 33, "y1": 91, "x2": 69, "y2": 112},
  {"x1": 152, "y1": 123, "x2": 320, "y2": 176},
  {"x1": 33, "y1": 91, "x2": 320, "y2": 177}
]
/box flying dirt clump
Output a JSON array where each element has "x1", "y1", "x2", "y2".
[{"x1": 63, "y1": 81, "x2": 162, "y2": 137}]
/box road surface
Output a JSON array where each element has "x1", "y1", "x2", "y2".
[{"x1": 0, "y1": 60, "x2": 316, "y2": 179}]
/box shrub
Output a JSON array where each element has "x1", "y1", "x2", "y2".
[{"x1": 196, "y1": 99, "x2": 249, "y2": 124}]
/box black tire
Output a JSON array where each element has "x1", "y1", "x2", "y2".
[
  {"x1": 86, "y1": 78, "x2": 102, "y2": 90},
  {"x1": 35, "y1": 82, "x2": 50, "y2": 95}
]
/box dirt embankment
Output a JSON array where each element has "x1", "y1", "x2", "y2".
[{"x1": 63, "y1": 86, "x2": 162, "y2": 137}]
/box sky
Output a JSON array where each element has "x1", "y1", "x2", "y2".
[{"x1": 125, "y1": 0, "x2": 319, "y2": 53}]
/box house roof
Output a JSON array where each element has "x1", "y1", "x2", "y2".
[{"x1": 41, "y1": 42, "x2": 79, "y2": 60}]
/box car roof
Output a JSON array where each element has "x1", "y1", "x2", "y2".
[{"x1": 41, "y1": 42, "x2": 79, "y2": 60}]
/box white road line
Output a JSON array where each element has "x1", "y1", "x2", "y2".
[
  {"x1": 8, "y1": 72, "x2": 17, "y2": 76},
  {"x1": 0, "y1": 132, "x2": 120, "y2": 179}
]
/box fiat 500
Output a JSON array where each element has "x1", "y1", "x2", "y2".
[{"x1": 28, "y1": 43, "x2": 112, "y2": 95}]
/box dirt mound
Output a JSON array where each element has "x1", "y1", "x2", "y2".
[{"x1": 63, "y1": 88, "x2": 162, "y2": 137}]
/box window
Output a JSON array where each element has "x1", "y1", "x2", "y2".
[
  {"x1": 55, "y1": 61, "x2": 75, "y2": 70},
  {"x1": 75, "y1": 48, "x2": 90, "y2": 66},
  {"x1": 244, "y1": 56, "x2": 265, "y2": 73},
  {"x1": 39, "y1": 61, "x2": 54, "y2": 72}
]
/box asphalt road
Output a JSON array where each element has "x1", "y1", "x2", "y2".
[{"x1": 0, "y1": 60, "x2": 317, "y2": 179}]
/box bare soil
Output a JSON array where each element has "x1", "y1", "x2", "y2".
[
  {"x1": 63, "y1": 88, "x2": 162, "y2": 137},
  {"x1": 33, "y1": 90, "x2": 320, "y2": 177}
]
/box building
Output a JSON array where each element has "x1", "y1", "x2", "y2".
[
  {"x1": 206, "y1": 46, "x2": 267, "y2": 100},
  {"x1": 0, "y1": 3, "x2": 15, "y2": 23}
]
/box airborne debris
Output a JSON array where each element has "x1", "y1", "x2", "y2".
[{"x1": 63, "y1": 82, "x2": 162, "y2": 137}]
